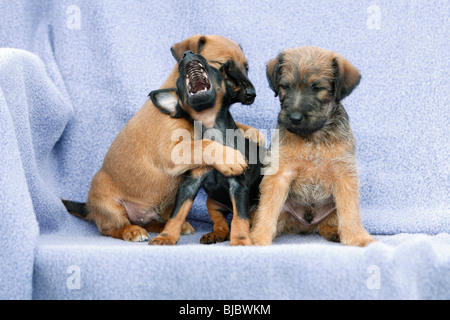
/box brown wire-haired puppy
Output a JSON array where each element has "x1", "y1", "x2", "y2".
[{"x1": 250, "y1": 46, "x2": 376, "y2": 247}]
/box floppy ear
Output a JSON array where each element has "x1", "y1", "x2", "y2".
[
  {"x1": 332, "y1": 55, "x2": 361, "y2": 101},
  {"x1": 219, "y1": 60, "x2": 232, "y2": 76},
  {"x1": 170, "y1": 35, "x2": 207, "y2": 62},
  {"x1": 149, "y1": 89, "x2": 179, "y2": 116},
  {"x1": 219, "y1": 60, "x2": 238, "y2": 97},
  {"x1": 266, "y1": 53, "x2": 284, "y2": 97}
]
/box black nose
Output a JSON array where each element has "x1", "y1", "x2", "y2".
[
  {"x1": 182, "y1": 51, "x2": 195, "y2": 59},
  {"x1": 305, "y1": 213, "x2": 314, "y2": 224},
  {"x1": 289, "y1": 112, "x2": 303, "y2": 125},
  {"x1": 245, "y1": 88, "x2": 256, "y2": 101}
]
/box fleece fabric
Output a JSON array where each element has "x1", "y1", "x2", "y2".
[{"x1": 0, "y1": 0, "x2": 448, "y2": 299}]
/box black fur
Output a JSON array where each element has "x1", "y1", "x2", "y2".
[
  {"x1": 221, "y1": 59, "x2": 256, "y2": 105},
  {"x1": 150, "y1": 52, "x2": 265, "y2": 242},
  {"x1": 62, "y1": 199, "x2": 88, "y2": 219}
]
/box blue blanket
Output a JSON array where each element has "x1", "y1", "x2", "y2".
[{"x1": 0, "y1": 0, "x2": 448, "y2": 300}]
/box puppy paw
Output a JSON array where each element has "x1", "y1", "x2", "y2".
[
  {"x1": 215, "y1": 162, "x2": 247, "y2": 176},
  {"x1": 181, "y1": 222, "x2": 195, "y2": 235},
  {"x1": 200, "y1": 230, "x2": 229, "y2": 244},
  {"x1": 122, "y1": 225, "x2": 149, "y2": 242},
  {"x1": 230, "y1": 234, "x2": 252, "y2": 246},
  {"x1": 250, "y1": 238, "x2": 272, "y2": 246},
  {"x1": 148, "y1": 233, "x2": 177, "y2": 245},
  {"x1": 215, "y1": 151, "x2": 247, "y2": 176},
  {"x1": 240, "y1": 127, "x2": 266, "y2": 146},
  {"x1": 250, "y1": 229, "x2": 273, "y2": 246},
  {"x1": 341, "y1": 233, "x2": 376, "y2": 247},
  {"x1": 318, "y1": 225, "x2": 340, "y2": 243}
]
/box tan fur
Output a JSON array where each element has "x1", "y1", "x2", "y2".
[
  {"x1": 229, "y1": 197, "x2": 252, "y2": 245},
  {"x1": 251, "y1": 46, "x2": 375, "y2": 247},
  {"x1": 148, "y1": 199, "x2": 194, "y2": 245},
  {"x1": 86, "y1": 35, "x2": 257, "y2": 241},
  {"x1": 200, "y1": 198, "x2": 230, "y2": 244}
]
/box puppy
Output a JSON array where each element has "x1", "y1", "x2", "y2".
[
  {"x1": 250, "y1": 46, "x2": 376, "y2": 247},
  {"x1": 148, "y1": 51, "x2": 265, "y2": 246},
  {"x1": 63, "y1": 35, "x2": 262, "y2": 241}
]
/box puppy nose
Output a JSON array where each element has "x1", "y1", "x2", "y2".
[
  {"x1": 182, "y1": 51, "x2": 195, "y2": 59},
  {"x1": 289, "y1": 112, "x2": 303, "y2": 125},
  {"x1": 245, "y1": 88, "x2": 256, "y2": 101},
  {"x1": 305, "y1": 213, "x2": 314, "y2": 224}
]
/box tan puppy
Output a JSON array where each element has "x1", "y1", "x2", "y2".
[
  {"x1": 64, "y1": 35, "x2": 261, "y2": 241},
  {"x1": 250, "y1": 46, "x2": 376, "y2": 247}
]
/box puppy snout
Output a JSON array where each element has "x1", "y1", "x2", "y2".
[
  {"x1": 245, "y1": 87, "x2": 256, "y2": 101},
  {"x1": 182, "y1": 50, "x2": 195, "y2": 59},
  {"x1": 289, "y1": 112, "x2": 303, "y2": 125}
]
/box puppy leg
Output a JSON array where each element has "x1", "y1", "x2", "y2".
[
  {"x1": 333, "y1": 173, "x2": 375, "y2": 247},
  {"x1": 90, "y1": 200, "x2": 149, "y2": 242},
  {"x1": 168, "y1": 139, "x2": 247, "y2": 177},
  {"x1": 229, "y1": 181, "x2": 251, "y2": 246},
  {"x1": 88, "y1": 172, "x2": 149, "y2": 242},
  {"x1": 90, "y1": 202, "x2": 148, "y2": 242},
  {"x1": 200, "y1": 197, "x2": 230, "y2": 244},
  {"x1": 144, "y1": 205, "x2": 195, "y2": 235},
  {"x1": 149, "y1": 174, "x2": 202, "y2": 245},
  {"x1": 250, "y1": 170, "x2": 293, "y2": 245},
  {"x1": 148, "y1": 201, "x2": 194, "y2": 245},
  {"x1": 317, "y1": 210, "x2": 340, "y2": 243}
]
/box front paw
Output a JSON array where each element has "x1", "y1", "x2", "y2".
[
  {"x1": 215, "y1": 162, "x2": 247, "y2": 176},
  {"x1": 240, "y1": 128, "x2": 266, "y2": 146},
  {"x1": 200, "y1": 230, "x2": 229, "y2": 244},
  {"x1": 181, "y1": 222, "x2": 195, "y2": 235},
  {"x1": 341, "y1": 232, "x2": 376, "y2": 247},
  {"x1": 250, "y1": 231, "x2": 273, "y2": 246},
  {"x1": 148, "y1": 233, "x2": 177, "y2": 245},
  {"x1": 230, "y1": 234, "x2": 252, "y2": 246},
  {"x1": 215, "y1": 150, "x2": 247, "y2": 176}
]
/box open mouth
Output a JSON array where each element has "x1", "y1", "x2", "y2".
[{"x1": 185, "y1": 61, "x2": 211, "y2": 95}]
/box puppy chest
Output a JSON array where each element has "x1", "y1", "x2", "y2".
[
  {"x1": 289, "y1": 180, "x2": 333, "y2": 205},
  {"x1": 289, "y1": 158, "x2": 335, "y2": 198},
  {"x1": 284, "y1": 180, "x2": 335, "y2": 227}
]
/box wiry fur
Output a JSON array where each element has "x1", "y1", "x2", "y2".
[{"x1": 251, "y1": 46, "x2": 375, "y2": 247}]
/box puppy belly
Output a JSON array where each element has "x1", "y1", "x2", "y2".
[
  {"x1": 282, "y1": 197, "x2": 335, "y2": 228},
  {"x1": 120, "y1": 200, "x2": 162, "y2": 226}
]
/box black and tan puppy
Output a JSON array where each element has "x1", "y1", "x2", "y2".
[
  {"x1": 250, "y1": 46, "x2": 376, "y2": 247},
  {"x1": 148, "y1": 51, "x2": 265, "y2": 246},
  {"x1": 63, "y1": 35, "x2": 262, "y2": 241}
]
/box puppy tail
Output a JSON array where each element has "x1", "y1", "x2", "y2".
[{"x1": 62, "y1": 199, "x2": 89, "y2": 220}]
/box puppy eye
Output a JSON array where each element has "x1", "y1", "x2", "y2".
[
  {"x1": 311, "y1": 85, "x2": 324, "y2": 91},
  {"x1": 311, "y1": 83, "x2": 330, "y2": 92}
]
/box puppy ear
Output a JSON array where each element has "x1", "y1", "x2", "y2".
[
  {"x1": 332, "y1": 55, "x2": 361, "y2": 101},
  {"x1": 266, "y1": 53, "x2": 284, "y2": 97},
  {"x1": 219, "y1": 60, "x2": 232, "y2": 76},
  {"x1": 149, "y1": 89, "x2": 179, "y2": 116},
  {"x1": 171, "y1": 35, "x2": 207, "y2": 62},
  {"x1": 219, "y1": 60, "x2": 238, "y2": 98}
]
